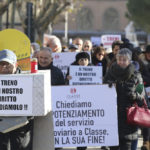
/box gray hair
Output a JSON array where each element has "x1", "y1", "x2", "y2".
[
  {"x1": 31, "y1": 42, "x2": 40, "y2": 51},
  {"x1": 40, "y1": 47, "x2": 52, "y2": 55},
  {"x1": 116, "y1": 48, "x2": 132, "y2": 61}
]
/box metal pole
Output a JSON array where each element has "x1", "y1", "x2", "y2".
[
  {"x1": 11, "y1": 0, "x2": 16, "y2": 28},
  {"x1": 64, "y1": 11, "x2": 68, "y2": 43},
  {"x1": 0, "y1": 16, "x2": 2, "y2": 30},
  {"x1": 6, "y1": 7, "x2": 9, "y2": 28}
]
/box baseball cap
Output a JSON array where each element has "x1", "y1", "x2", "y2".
[
  {"x1": 0, "y1": 49, "x2": 17, "y2": 65},
  {"x1": 69, "y1": 44, "x2": 78, "y2": 50}
]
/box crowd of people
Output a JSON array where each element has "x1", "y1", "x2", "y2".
[
  {"x1": 0, "y1": 34, "x2": 150, "y2": 150},
  {"x1": 31, "y1": 35, "x2": 150, "y2": 150}
]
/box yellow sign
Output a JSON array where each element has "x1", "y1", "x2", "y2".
[{"x1": 0, "y1": 29, "x2": 31, "y2": 71}]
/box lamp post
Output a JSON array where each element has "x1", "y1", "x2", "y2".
[{"x1": 64, "y1": 11, "x2": 68, "y2": 44}]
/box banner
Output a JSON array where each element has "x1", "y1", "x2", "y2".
[
  {"x1": 101, "y1": 35, "x2": 121, "y2": 49},
  {"x1": 69, "y1": 66, "x2": 102, "y2": 85},
  {"x1": 52, "y1": 85, "x2": 118, "y2": 147},
  {"x1": 0, "y1": 76, "x2": 32, "y2": 115},
  {"x1": 90, "y1": 36, "x2": 101, "y2": 46},
  {"x1": 52, "y1": 52, "x2": 91, "y2": 78}
]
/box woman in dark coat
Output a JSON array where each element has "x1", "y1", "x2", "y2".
[
  {"x1": 92, "y1": 46, "x2": 108, "y2": 77},
  {"x1": 104, "y1": 48, "x2": 145, "y2": 150}
]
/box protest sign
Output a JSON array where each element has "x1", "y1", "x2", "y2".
[
  {"x1": 52, "y1": 85, "x2": 118, "y2": 147},
  {"x1": 101, "y1": 35, "x2": 121, "y2": 49},
  {"x1": 0, "y1": 29, "x2": 31, "y2": 71},
  {"x1": 69, "y1": 66, "x2": 102, "y2": 85},
  {"x1": 52, "y1": 52, "x2": 91, "y2": 78},
  {"x1": 0, "y1": 76, "x2": 32, "y2": 115},
  {"x1": 90, "y1": 36, "x2": 101, "y2": 46},
  {"x1": 0, "y1": 70, "x2": 51, "y2": 116}
]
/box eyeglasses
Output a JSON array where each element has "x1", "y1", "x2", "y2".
[
  {"x1": 0, "y1": 62, "x2": 13, "y2": 68},
  {"x1": 97, "y1": 53, "x2": 104, "y2": 56},
  {"x1": 84, "y1": 45, "x2": 89, "y2": 48}
]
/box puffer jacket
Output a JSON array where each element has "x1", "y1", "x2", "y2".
[{"x1": 104, "y1": 62, "x2": 145, "y2": 140}]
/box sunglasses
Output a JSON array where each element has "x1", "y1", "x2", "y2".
[
  {"x1": 84, "y1": 45, "x2": 90, "y2": 48},
  {"x1": 97, "y1": 53, "x2": 104, "y2": 56}
]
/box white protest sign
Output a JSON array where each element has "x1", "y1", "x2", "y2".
[
  {"x1": 0, "y1": 76, "x2": 32, "y2": 115},
  {"x1": 101, "y1": 35, "x2": 121, "y2": 49},
  {"x1": 52, "y1": 52, "x2": 91, "y2": 78},
  {"x1": 145, "y1": 87, "x2": 150, "y2": 98},
  {"x1": 69, "y1": 66, "x2": 102, "y2": 85},
  {"x1": 52, "y1": 85, "x2": 118, "y2": 147},
  {"x1": 91, "y1": 36, "x2": 101, "y2": 46}
]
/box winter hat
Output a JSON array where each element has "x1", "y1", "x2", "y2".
[
  {"x1": 116, "y1": 48, "x2": 132, "y2": 61},
  {"x1": 76, "y1": 52, "x2": 90, "y2": 62}
]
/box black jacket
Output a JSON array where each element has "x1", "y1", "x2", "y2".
[
  {"x1": 92, "y1": 56, "x2": 107, "y2": 77},
  {"x1": 38, "y1": 63, "x2": 65, "y2": 86},
  {"x1": 104, "y1": 62, "x2": 144, "y2": 140}
]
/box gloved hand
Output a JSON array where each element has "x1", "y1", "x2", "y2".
[{"x1": 108, "y1": 83, "x2": 113, "y2": 88}]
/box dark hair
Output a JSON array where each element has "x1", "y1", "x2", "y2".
[
  {"x1": 112, "y1": 40, "x2": 122, "y2": 50},
  {"x1": 92, "y1": 46, "x2": 106, "y2": 57},
  {"x1": 76, "y1": 52, "x2": 90, "y2": 62},
  {"x1": 120, "y1": 38, "x2": 134, "y2": 51}
]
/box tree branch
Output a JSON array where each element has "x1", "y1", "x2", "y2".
[
  {"x1": 0, "y1": 0, "x2": 15, "y2": 16},
  {"x1": 16, "y1": 0, "x2": 26, "y2": 28}
]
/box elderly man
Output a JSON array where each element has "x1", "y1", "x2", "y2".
[
  {"x1": 73, "y1": 37, "x2": 83, "y2": 52},
  {"x1": 0, "y1": 49, "x2": 33, "y2": 150},
  {"x1": 43, "y1": 35, "x2": 62, "y2": 53},
  {"x1": 83, "y1": 40, "x2": 93, "y2": 52},
  {"x1": 38, "y1": 47, "x2": 65, "y2": 85}
]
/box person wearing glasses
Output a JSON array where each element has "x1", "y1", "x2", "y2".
[
  {"x1": 0, "y1": 49, "x2": 33, "y2": 150},
  {"x1": 83, "y1": 40, "x2": 93, "y2": 52},
  {"x1": 73, "y1": 38, "x2": 83, "y2": 52},
  {"x1": 92, "y1": 46, "x2": 108, "y2": 77}
]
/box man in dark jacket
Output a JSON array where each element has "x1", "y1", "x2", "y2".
[
  {"x1": 38, "y1": 47, "x2": 65, "y2": 85},
  {"x1": 0, "y1": 49, "x2": 33, "y2": 150}
]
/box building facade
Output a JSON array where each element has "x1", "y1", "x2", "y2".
[{"x1": 53, "y1": 0, "x2": 129, "y2": 39}]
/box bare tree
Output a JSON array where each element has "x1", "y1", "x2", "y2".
[
  {"x1": 0, "y1": 0, "x2": 82, "y2": 41},
  {"x1": 16, "y1": 0, "x2": 76, "y2": 41},
  {"x1": 0, "y1": 0, "x2": 15, "y2": 16}
]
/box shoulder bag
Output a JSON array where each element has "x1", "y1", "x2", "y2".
[{"x1": 127, "y1": 98, "x2": 150, "y2": 128}]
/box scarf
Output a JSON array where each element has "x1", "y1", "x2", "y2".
[{"x1": 110, "y1": 62, "x2": 135, "y2": 81}]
